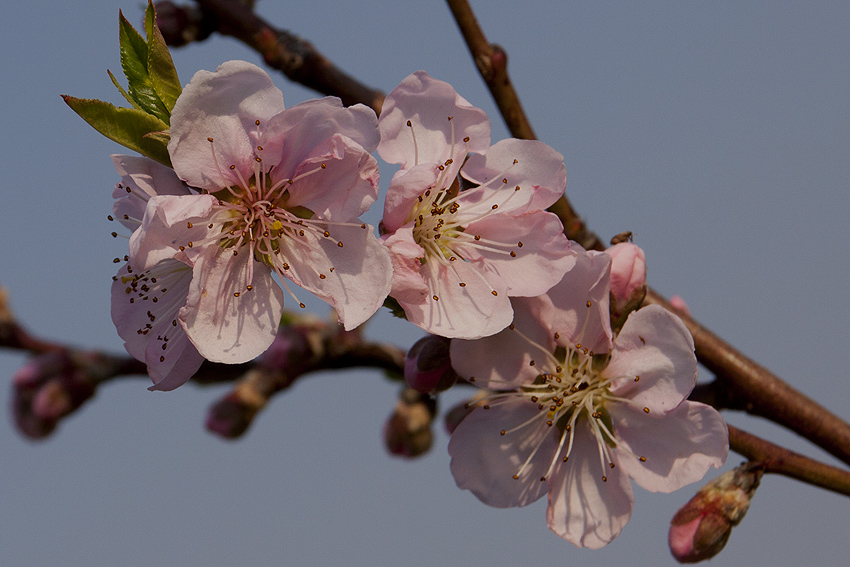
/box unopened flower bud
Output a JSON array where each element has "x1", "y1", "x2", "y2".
[
  {"x1": 404, "y1": 335, "x2": 459, "y2": 393},
  {"x1": 608, "y1": 241, "x2": 647, "y2": 330},
  {"x1": 383, "y1": 388, "x2": 436, "y2": 458},
  {"x1": 669, "y1": 463, "x2": 763, "y2": 563},
  {"x1": 11, "y1": 350, "x2": 107, "y2": 439},
  {"x1": 154, "y1": 1, "x2": 211, "y2": 47}
]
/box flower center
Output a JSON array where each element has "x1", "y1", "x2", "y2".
[
  {"x1": 184, "y1": 131, "x2": 365, "y2": 303},
  {"x1": 472, "y1": 301, "x2": 648, "y2": 484}
]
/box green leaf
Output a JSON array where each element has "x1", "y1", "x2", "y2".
[
  {"x1": 145, "y1": 1, "x2": 181, "y2": 113},
  {"x1": 118, "y1": 9, "x2": 169, "y2": 123},
  {"x1": 143, "y1": 130, "x2": 171, "y2": 146},
  {"x1": 107, "y1": 69, "x2": 141, "y2": 110},
  {"x1": 62, "y1": 95, "x2": 171, "y2": 166}
]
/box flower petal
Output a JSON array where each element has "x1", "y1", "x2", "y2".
[
  {"x1": 450, "y1": 295, "x2": 555, "y2": 389},
  {"x1": 112, "y1": 155, "x2": 191, "y2": 231},
  {"x1": 449, "y1": 397, "x2": 557, "y2": 508},
  {"x1": 168, "y1": 60, "x2": 285, "y2": 191},
  {"x1": 381, "y1": 164, "x2": 441, "y2": 232},
  {"x1": 606, "y1": 305, "x2": 697, "y2": 412},
  {"x1": 547, "y1": 247, "x2": 613, "y2": 354},
  {"x1": 129, "y1": 194, "x2": 217, "y2": 271},
  {"x1": 283, "y1": 134, "x2": 380, "y2": 221},
  {"x1": 179, "y1": 246, "x2": 284, "y2": 363},
  {"x1": 460, "y1": 138, "x2": 567, "y2": 216},
  {"x1": 111, "y1": 260, "x2": 203, "y2": 390},
  {"x1": 378, "y1": 71, "x2": 490, "y2": 168},
  {"x1": 398, "y1": 258, "x2": 511, "y2": 339},
  {"x1": 260, "y1": 97, "x2": 379, "y2": 174},
  {"x1": 282, "y1": 223, "x2": 392, "y2": 330},
  {"x1": 611, "y1": 401, "x2": 728, "y2": 493},
  {"x1": 545, "y1": 424, "x2": 634, "y2": 548},
  {"x1": 381, "y1": 225, "x2": 429, "y2": 304},
  {"x1": 459, "y1": 210, "x2": 575, "y2": 297}
]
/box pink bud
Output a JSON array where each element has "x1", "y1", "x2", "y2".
[
  {"x1": 669, "y1": 463, "x2": 763, "y2": 563},
  {"x1": 608, "y1": 242, "x2": 647, "y2": 330},
  {"x1": 404, "y1": 335, "x2": 459, "y2": 393}
]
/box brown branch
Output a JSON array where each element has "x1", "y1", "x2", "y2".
[
  {"x1": 728, "y1": 424, "x2": 850, "y2": 497},
  {"x1": 445, "y1": 0, "x2": 535, "y2": 140},
  {"x1": 179, "y1": 0, "x2": 386, "y2": 112},
  {"x1": 4, "y1": 288, "x2": 404, "y2": 440},
  {"x1": 652, "y1": 292, "x2": 850, "y2": 467}
]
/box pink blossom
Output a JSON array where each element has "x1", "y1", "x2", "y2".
[
  {"x1": 131, "y1": 60, "x2": 391, "y2": 366},
  {"x1": 448, "y1": 247, "x2": 728, "y2": 548},
  {"x1": 109, "y1": 156, "x2": 205, "y2": 390},
  {"x1": 378, "y1": 71, "x2": 575, "y2": 339}
]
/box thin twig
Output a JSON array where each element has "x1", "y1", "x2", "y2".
[
  {"x1": 729, "y1": 425, "x2": 850, "y2": 497},
  {"x1": 647, "y1": 292, "x2": 850, "y2": 466},
  {"x1": 190, "y1": 0, "x2": 386, "y2": 112},
  {"x1": 445, "y1": 0, "x2": 536, "y2": 140}
]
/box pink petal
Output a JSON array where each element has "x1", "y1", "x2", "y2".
[
  {"x1": 261, "y1": 97, "x2": 379, "y2": 174},
  {"x1": 111, "y1": 260, "x2": 203, "y2": 390},
  {"x1": 606, "y1": 305, "x2": 697, "y2": 413},
  {"x1": 381, "y1": 164, "x2": 442, "y2": 232},
  {"x1": 168, "y1": 60, "x2": 285, "y2": 191},
  {"x1": 378, "y1": 71, "x2": 490, "y2": 168},
  {"x1": 179, "y1": 246, "x2": 284, "y2": 363},
  {"x1": 381, "y1": 226, "x2": 429, "y2": 304},
  {"x1": 449, "y1": 398, "x2": 557, "y2": 508},
  {"x1": 129, "y1": 195, "x2": 217, "y2": 271},
  {"x1": 459, "y1": 138, "x2": 567, "y2": 216},
  {"x1": 545, "y1": 424, "x2": 634, "y2": 548},
  {"x1": 547, "y1": 248, "x2": 613, "y2": 354},
  {"x1": 459, "y1": 210, "x2": 575, "y2": 297},
  {"x1": 283, "y1": 134, "x2": 380, "y2": 221},
  {"x1": 398, "y1": 258, "x2": 511, "y2": 339},
  {"x1": 450, "y1": 295, "x2": 555, "y2": 389},
  {"x1": 282, "y1": 223, "x2": 392, "y2": 330},
  {"x1": 111, "y1": 155, "x2": 190, "y2": 230},
  {"x1": 611, "y1": 401, "x2": 728, "y2": 493}
]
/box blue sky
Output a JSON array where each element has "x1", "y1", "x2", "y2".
[{"x1": 1, "y1": 1, "x2": 849, "y2": 565}]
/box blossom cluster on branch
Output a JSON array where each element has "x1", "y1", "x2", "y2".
[{"x1": 58, "y1": 6, "x2": 731, "y2": 549}]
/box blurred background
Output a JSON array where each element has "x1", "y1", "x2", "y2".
[{"x1": 1, "y1": 1, "x2": 848, "y2": 565}]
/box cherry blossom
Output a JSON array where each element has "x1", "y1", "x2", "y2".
[
  {"x1": 142, "y1": 60, "x2": 392, "y2": 364},
  {"x1": 448, "y1": 247, "x2": 728, "y2": 548},
  {"x1": 378, "y1": 71, "x2": 575, "y2": 339}
]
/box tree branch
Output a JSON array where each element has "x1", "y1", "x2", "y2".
[
  {"x1": 160, "y1": 0, "x2": 386, "y2": 112},
  {"x1": 728, "y1": 425, "x2": 850, "y2": 497}
]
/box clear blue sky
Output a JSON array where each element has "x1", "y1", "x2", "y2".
[{"x1": 2, "y1": 1, "x2": 849, "y2": 565}]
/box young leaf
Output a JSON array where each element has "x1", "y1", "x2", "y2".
[
  {"x1": 108, "y1": 69, "x2": 142, "y2": 110},
  {"x1": 145, "y1": 1, "x2": 182, "y2": 113},
  {"x1": 62, "y1": 95, "x2": 171, "y2": 166},
  {"x1": 118, "y1": 9, "x2": 169, "y2": 123}
]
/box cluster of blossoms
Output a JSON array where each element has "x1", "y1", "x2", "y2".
[{"x1": 109, "y1": 61, "x2": 727, "y2": 547}]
